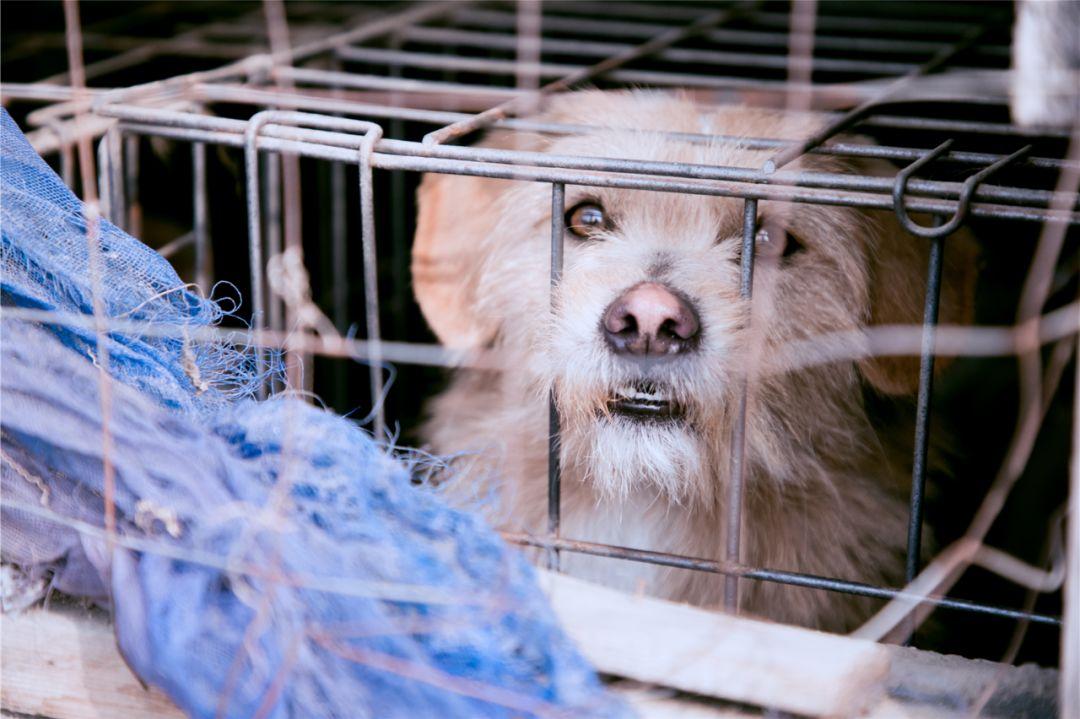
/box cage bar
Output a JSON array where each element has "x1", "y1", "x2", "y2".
[
  {"x1": 192, "y1": 141, "x2": 211, "y2": 293},
  {"x1": 906, "y1": 227, "x2": 945, "y2": 584},
  {"x1": 724, "y1": 197, "x2": 758, "y2": 611},
  {"x1": 548, "y1": 182, "x2": 566, "y2": 571}
]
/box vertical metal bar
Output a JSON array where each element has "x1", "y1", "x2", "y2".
[
  {"x1": 906, "y1": 220, "x2": 946, "y2": 583},
  {"x1": 264, "y1": 154, "x2": 283, "y2": 336},
  {"x1": 389, "y1": 165, "x2": 408, "y2": 340},
  {"x1": 327, "y1": 161, "x2": 346, "y2": 444},
  {"x1": 724, "y1": 197, "x2": 758, "y2": 611},
  {"x1": 50, "y1": 122, "x2": 76, "y2": 190},
  {"x1": 329, "y1": 57, "x2": 350, "y2": 405},
  {"x1": 516, "y1": 0, "x2": 542, "y2": 102},
  {"x1": 96, "y1": 135, "x2": 111, "y2": 223},
  {"x1": 386, "y1": 34, "x2": 409, "y2": 340},
  {"x1": 281, "y1": 150, "x2": 310, "y2": 396},
  {"x1": 330, "y1": 161, "x2": 348, "y2": 331},
  {"x1": 1062, "y1": 334, "x2": 1080, "y2": 719},
  {"x1": 548, "y1": 182, "x2": 565, "y2": 571},
  {"x1": 124, "y1": 133, "x2": 141, "y2": 238},
  {"x1": 358, "y1": 138, "x2": 385, "y2": 440},
  {"x1": 192, "y1": 142, "x2": 211, "y2": 293},
  {"x1": 244, "y1": 128, "x2": 267, "y2": 400},
  {"x1": 784, "y1": 0, "x2": 817, "y2": 114},
  {"x1": 106, "y1": 127, "x2": 124, "y2": 228},
  {"x1": 60, "y1": 142, "x2": 76, "y2": 190}
]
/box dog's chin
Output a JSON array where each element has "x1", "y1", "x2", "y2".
[{"x1": 565, "y1": 403, "x2": 710, "y2": 505}]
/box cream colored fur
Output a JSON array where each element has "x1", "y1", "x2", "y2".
[{"x1": 412, "y1": 91, "x2": 976, "y2": 632}]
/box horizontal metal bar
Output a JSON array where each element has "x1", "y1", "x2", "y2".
[
  {"x1": 540, "y1": 2, "x2": 992, "y2": 36},
  {"x1": 196, "y1": 83, "x2": 498, "y2": 123},
  {"x1": 105, "y1": 115, "x2": 1079, "y2": 225},
  {"x1": 866, "y1": 113, "x2": 1073, "y2": 139},
  {"x1": 336, "y1": 45, "x2": 818, "y2": 92},
  {"x1": 408, "y1": 148, "x2": 1071, "y2": 217},
  {"x1": 749, "y1": 8, "x2": 989, "y2": 35},
  {"x1": 276, "y1": 66, "x2": 519, "y2": 98},
  {"x1": 0, "y1": 83, "x2": 110, "y2": 102},
  {"x1": 223, "y1": 65, "x2": 1074, "y2": 142},
  {"x1": 373, "y1": 154, "x2": 1079, "y2": 224},
  {"x1": 395, "y1": 25, "x2": 928, "y2": 76},
  {"x1": 192, "y1": 82, "x2": 1071, "y2": 171},
  {"x1": 119, "y1": 102, "x2": 1077, "y2": 202},
  {"x1": 501, "y1": 533, "x2": 1062, "y2": 626},
  {"x1": 99, "y1": 105, "x2": 1079, "y2": 222},
  {"x1": 374, "y1": 139, "x2": 1069, "y2": 210},
  {"x1": 452, "y1": 9, "x2": 1010, "y2": 57},
  {"x1": 705, "y1": 25, "x2": 1007, "y2": 58},
  {"x1": 29, "y1": 28, "x2": 256, "y2": 55}
]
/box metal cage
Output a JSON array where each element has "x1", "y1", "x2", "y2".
[{"x1": 3, "y1": 0, "x2": 1078, "y2": 680}]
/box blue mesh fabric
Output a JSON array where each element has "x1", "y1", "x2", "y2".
[{"x1": 0, "y1": 109, "x2": 625, "y2": 719}]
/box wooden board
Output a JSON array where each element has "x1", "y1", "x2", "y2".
[
  {"x1": 538, "y1": 568, "x2": 891, "y2": 717},
  {"x1": 0, "y1": 607, "x2": 744, "y2": 719},
  {"x1": 3, "y1": 574, "x2": 1057, "y2": 718},
  {"x1": 1, "y1": 608, "x2": 184, "y2": 719}
]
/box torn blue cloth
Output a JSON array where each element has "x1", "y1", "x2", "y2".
[{"x1": 0, "y1": 108, "x2": 625, "y2": 719}]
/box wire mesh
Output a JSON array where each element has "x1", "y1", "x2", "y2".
[{"x1": 1, "y1": 0, "x2": 1078, "y2": 697}]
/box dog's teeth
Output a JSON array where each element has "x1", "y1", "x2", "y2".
[{"x1": 616, "y1": 387, "x2": 668, "y2": 402}]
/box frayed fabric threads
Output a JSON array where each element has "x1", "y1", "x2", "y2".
[{"x1": 0, "y1": 109, "x2": 625, "y2": 719}]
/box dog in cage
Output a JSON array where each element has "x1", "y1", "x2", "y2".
[{"x1": 412, "y1": 91, "x2": 976, "y2": 632}]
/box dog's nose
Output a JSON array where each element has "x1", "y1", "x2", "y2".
[{"x1": 602, "y1": 282, "x2": 700, "y2": 356}]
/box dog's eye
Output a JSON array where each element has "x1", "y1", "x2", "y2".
[
  {"x1": 565, "y1": 202, "x2": 608, "y2": 238},
  {"x1": 754, "y1": 222, "x2": 803, "y2": 260}
]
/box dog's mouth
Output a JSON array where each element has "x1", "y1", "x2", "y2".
[{"x1": 607, "y1": 381, "x2": 685, "y2": 422}]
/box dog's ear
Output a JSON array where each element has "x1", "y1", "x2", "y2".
[
  {"x1": 857, "y1": 213, "x2": 978, "y2": 395},
  {"x1": 413, "y1": 169, "x2": 503, "y2": 348},
  {"x1": 412, "y1": 93, "x2": 631, "y2": 347},
  {"x1": 413, "y1": 129, "x2": 550, "y2": 349}
]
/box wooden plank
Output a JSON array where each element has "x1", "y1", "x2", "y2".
[
  {"x1": 0, "y1": 608, "x2": 755, "y2": 719},
  {"x1": 5, "y1": 579, "x2": 1055, "y2": 718},
  {"x1": 1, "y1": 609, "x2": 184, "y2": 719},
  {"x1": 537, "y1": 568, "x2": 890, "y2": 717}
]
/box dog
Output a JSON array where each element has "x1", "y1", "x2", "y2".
[{"x1": 411, "y1": 91, "x2": 975, "y2": 632}]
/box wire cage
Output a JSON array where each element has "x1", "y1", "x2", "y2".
[{"x1": 1, "y1": 0, "x2": 1078, "y2": 715}]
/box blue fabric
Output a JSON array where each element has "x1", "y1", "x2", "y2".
[{"x1": 0, "y1": 109, "x2": 625, "y2": 719}]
